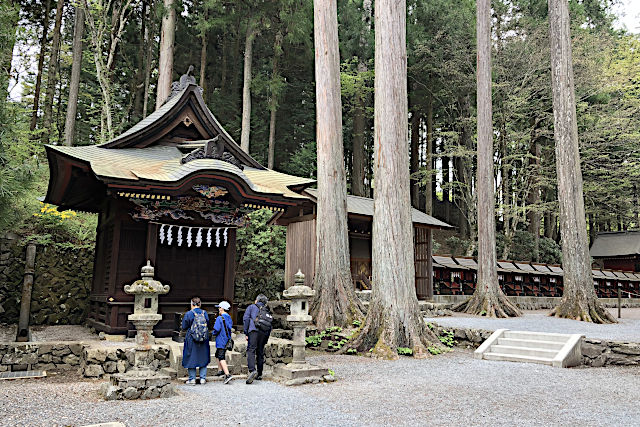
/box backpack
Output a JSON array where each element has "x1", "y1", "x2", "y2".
[
  {"x1": 254, "y1": 304, "x2": 273, "y2": 332},
  {"x1": 190, "y1": 310, "x2": 208, "y2": 342}
]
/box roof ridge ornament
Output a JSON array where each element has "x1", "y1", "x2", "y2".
[
  {"x1": 165, "y1": 65, "x2": 202, "y2": 104},
  {"x1": 180, "y1": 136, "x2": 244, "y2": 170}
]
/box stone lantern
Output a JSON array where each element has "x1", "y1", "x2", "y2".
[
  {"x1": 123, "y1": 260, "x2": 170, "y2": 346},
  {"x1": 275, "y1": 269, "x2": 329, "y2": 385},
  {"x1": 100, "y1": 261, "x2": 175, "y2": 400}
]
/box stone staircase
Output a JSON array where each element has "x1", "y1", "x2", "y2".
[{"x1": 474, "y1": 329, "x2": 584, "y2": 368}]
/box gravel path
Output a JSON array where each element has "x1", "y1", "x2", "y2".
[
  {"x1": 426, "y1": 310, "x2": 640, "y2": 342},
  {"x1": 1, "y1": 351, "x2": 639, "y2": 426}
]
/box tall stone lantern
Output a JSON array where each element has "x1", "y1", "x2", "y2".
[
  {"x1": 275, "y1": 270, "x2": 329, "y2": 385},
  {"x1": 124, "y1": 260, "x2": 170, "y2": 346}
]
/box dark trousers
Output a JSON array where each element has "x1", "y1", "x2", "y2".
[{"x1": 247, "y1": 330, "x2": 269, "y2": 374}]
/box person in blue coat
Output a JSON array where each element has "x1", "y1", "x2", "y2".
[
  {"x1": 181, "y1": 297, "x2": 210, "y2": 385},
  {"x1": 211, "y1": 300, "x2": 233, "y2": 384}
]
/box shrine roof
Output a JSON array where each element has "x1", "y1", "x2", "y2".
[
  {"x1": 47, "y1": 144, "x2": 313, "y2": 200},
  {"x1": 303, "y1": 188, "x2": 452, "y2": 229},
  {"x1": 590, "y1": 230, "x2": 640, "y2": 258}
]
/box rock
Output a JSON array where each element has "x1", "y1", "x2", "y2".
[
  {"x1": 610, "y1": 344, "x2": 640, "y2": 356},
  {"x1": 104, "y1": 385, "x2": 120, "y2": 401},
  {"x1": 123, "y1": 387, "x2": 141, "y2": 400},
  {"x1": 582, "y1": 343, "x2": 605, "y2": 359},
  {"x1": 99, "y1": 382, "x2": 109, "y2": 396},
  {"x1": 104, "y1": 361, "x2": 117, "y2": 373},
  {"x1": 37, "y1": 344, "x2": 55, "y2": 355},
  {"x1": 69, "y1": 343, "x2": 83, "y2": 356},
  {"x1": 159, "y1": 384, "x2": 176, "y2": 398},
  {"x1": 106, "y1": 350, "x2": 118, "y2": 361},
  {"x1": 159, "y1": 367, "x2": 177, "y2": 379},
  {"x1": 39, "y1": 354, "x2": 53, "y2": 363},
  {"x1": 35, "y1": 363, "x2": 56, "y2": 371},
  {"x1": 62, "y1": 354, "x2": 80, "y2": 365},
  {"x1": 85, "y1": 348, "x2": 107, "y2": 363},
  {"x1": 98, "y1": 332, "x2": 106, "y2": 340},
  {"x1": 322, "y1": 375, "x2": 336, "y2": 382},
  {"x1": 84, "y1": 364, "x2": 105, "y2": 377},
  {"x1": 52, "y1": 347, "x2": 71, "y2": 357},
  {"x1": 116, "y1": 360, "x2": 127, "y2": 373},
  {"x1": 141, "y1": 387, "x2": 157, "y2": 400}
]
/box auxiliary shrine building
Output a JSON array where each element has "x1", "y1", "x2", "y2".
[{"x1": 45, "y1": 80, "x2": 450, "y2": 336}]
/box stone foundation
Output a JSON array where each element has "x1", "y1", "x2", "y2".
[{"x1": 100, "y1": 372, "x2": 176, "y2": 400}]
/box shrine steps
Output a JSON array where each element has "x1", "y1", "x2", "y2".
[{"x1": 475, "y1": 329, "x2": 584, "y2": 368}]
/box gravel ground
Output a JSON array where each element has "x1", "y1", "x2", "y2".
[
  {"x1": 426, "y1": 309, "x2": 640, "y2": 342},
  {"x1": 1, "y1": 351, "x2": 639, "y2": 427},
  {"x1": 0, "y1": 324, "x2": 99, "y2": 342}
]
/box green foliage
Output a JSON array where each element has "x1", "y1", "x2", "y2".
[
  {"x1": 438, "y1": 330, "x2": 456, "y2": 348},
  {"x1": 397, "y1": 347, "x2": 413, "y2": 356},
  {"x1": 305, "y1": 334, "x2": 323, "y2": 347},
  {"x1": 427, "y1": 346, "x2": 442, "y2": 355},
  {"x1": 352, "y1": 319, "x2": 362, "y2": 327},
  {"x1": 346, "y1": 348, "x2": 357, "y2": 355},
  {"x1": 235, "y1": 209, "x2": 286, "y2": 301},
  {"x1": 328, "y1": 369, "x2": 335, "y2": 376}
]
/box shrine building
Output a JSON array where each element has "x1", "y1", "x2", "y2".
[{"x1": 44, "y1": 80, "x2": 450, "y2": 336}]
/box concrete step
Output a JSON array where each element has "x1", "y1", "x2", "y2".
[
  {"x1": 489, "y1": 345, "x2": 558, "y2": 359},
  {"x1": 475, "y1": 329, "x2": 584, "y2": 368},
  {"x1": 483, "y1": 352, "x2": 554, "y2": 366},
  {"x1": 497, "y1": 338, "x2": 565, "y2": 351},
  {"x1": 502, "y1": 331, "x2": 570, "y2": 343}
]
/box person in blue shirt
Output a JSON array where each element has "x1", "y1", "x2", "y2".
[
  {"x1": 211, "y1": 300, "x2": 234, "y2": 384},
  {"x1": 243, "y1": 294, "x2": 272, "y2": 384},
  {"x1": 181, "y1": 297, "x2": 210, "y2": 385}
]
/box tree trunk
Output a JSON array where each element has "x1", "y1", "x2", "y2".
[
  {"x1": 142, "y1": 0, "x2": 155, "y2": 118},
  {"x1": 456, "y1": 94, "x2": 472, "y2": 239},
  {"x1": 424, "y1": 92, "x2": 434, "y2": 215},
  {"x1": 267, "y1": 31, "x2": 283, "y2": 169},
  {"x1": 349, "y1": 0, "x2": 439, "y2": 358},
  {"x1": 311, "y1": 0, "x2": 364, "y2": 330},
  {"x1": 526, "y1": 130, "x2": 541, "y2": 261},
  {"x1": 240, "y1": 19, "x2": 256, "y2": 153},
  {"x1": 410, "y1": 108, "x2": 420, "y2": 208},
  {"x1": 156, "y1": 0, "x2": 175, "y2": 110},
  {"x1": 443, "y1": 154, "x2": 451, "y2": 222},
  {"x1": 199, "y1": 6, "x2": 208, "y2": 94},
  {"x1": 351, "y1": 62, "x2": 367, "y2": 197},
  {"x1": 63, "y1": 6, "x2": 85, "y2": 147},
  {"x1": 30, "y1": 0, "x2": 52, "y2": 132},
  {"x1": 0, "y1": 1, "x2": 19, "y2": 102},
  {"x1": 455, "y1": 0, "x2": 520, "y2": 318},
  {"x1": 41, "y1": 0, "x2": 64, "y2": 145},
  {"x1": 548, "y1": 0, "x2": 615, "y2": 323},
  {"x1": 132, "y1": 0, "x2": 147, "y2": 120}
]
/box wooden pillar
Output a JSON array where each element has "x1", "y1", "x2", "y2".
[
  {"x1": 427, "y1": 228, "x2": 433, "y2": 299},
  {"x1": 145, "y1": 222, "x2": 158, "y2": 265},
  {"x1": 16, "y1": 244, "x2": 37, "y2": 342}
]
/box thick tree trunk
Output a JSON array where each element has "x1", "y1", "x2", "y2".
[
  {"x1": 456, "y1": 94, "x2": 472, "y2": 239},
  {"x1": 30, "y1": 0, "x2": 52, "y2": 132},
  {"x1": 41, "y1": 0, "x2": 64, "y2": 145},
  {"x1": 0, "y1": 1, "x2": 19, "y2": 102},
  {"x1": 443, "y1": 154, "x2": 451, "y2": 222},
  {"x1": 455, "y1": 0, "x2": 520, "y2": 318},
  {"x1": 240, "y1": 19, "x2": 256, "y2": 153},
  {"x1": 63, "y1": 6, "x2": 85, "y2": 147},
  {"x1": 132, "y1": 0, "x2": 147, "y2": 120},
  {"x1": 156, "y1": 0, "x2": 175, "y2": 110},
  {"x1": 267, "y1": 31, "x2": 283, "y2": 169},
  {"x1": 547, "y1": 0, "x2": 614, "y2": 323},
  {"x1": 410, "y1": 108, "x2": 420, "y2": 208},
  {"x1": 349, "y1": 0, "x2": 439, "y2": 358},
  {"x1": 425, "y1": 92, "x2": 434, "y2": 215},
  {"x1": 311, "y1": 0, "x2": 364, "y2": 330}
]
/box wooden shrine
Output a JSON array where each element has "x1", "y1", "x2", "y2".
[{"x1": 44, "y1": 80, "x2": 315, "y2": 335}]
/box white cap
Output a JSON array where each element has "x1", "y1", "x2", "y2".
[{"x1": 216, "y1": 301, "x2": 231, "y2": 310}]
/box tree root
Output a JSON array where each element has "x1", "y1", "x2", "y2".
[
  {"x1": 549, "y1": 297, "x2": 617, "y2": 324},
  {"x1": 453, "y1": 291, "x2": 522, "y2": 318}
]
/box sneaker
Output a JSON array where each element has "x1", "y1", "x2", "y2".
[
  {"x1": 199, "y1": 378, "x2": 206, "y2": 385},
  {"x1": 223, "y1": 375, "x2": 233, "y2": 385},
  {"x1": 214, "y1": 370, "x2": 225, "y2": 377},
  {"x1": 256, "y1": 375, "x2": 263, "y2": 381},
  {"x1": 185, "y1": 379, "x2": 196, "y2": 386},
  {"x1": 246, "y1": 370, "x2": 258, "y2": 384}
]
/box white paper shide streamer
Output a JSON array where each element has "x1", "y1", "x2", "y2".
[{"x1": 158, "y1": 223, "x2": 230, "y2": 248}]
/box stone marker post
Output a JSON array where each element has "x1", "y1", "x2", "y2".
[
  {"x1": 16, "y1": 244, "x2": 36, "y2": 342},
  {"x1": 275, "y1": 270, "x2": 331, "y2": 385}
]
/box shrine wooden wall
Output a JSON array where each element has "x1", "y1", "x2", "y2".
[{"x1": 284, "y1": 219, "x2": 316, "y2": 287}]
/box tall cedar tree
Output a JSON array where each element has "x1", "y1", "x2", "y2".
[
  {"x1": 63, "y1": 5, "x2": 84, "y2": 146},
  {"x1": 310, "y1": 0, "x2": 364, "y2": 329},
  {"x1": 41, "y1": 0, "x2": 64, "y2": 145},
  {"x1": 349, "y1": 0, "x2": 440, "y2": 358},
  {"x1": 240, "y1": 17, "x2": 257, "y2": 153},
  {"x1": 156, "y1": 0, "x2": 175, "y2": 109},
  {"x1": 547, "y1": 0, "x2": 615, "y2": 323},
  {"x1": 454, "y1": 0, "x2": 521, "y2": 317}
]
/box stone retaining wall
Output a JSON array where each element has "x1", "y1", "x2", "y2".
[
  {"x1": 0, "y1": 341, "x2": 170, "y2": 377},
  {"x1": 430, "y1": 323, "x2": 640, "y2": 366},
  {"x1": 0, "y1": 235, "x2": 94, "y2": 325}
]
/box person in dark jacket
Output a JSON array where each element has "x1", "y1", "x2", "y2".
[
  {"x1": 243, "y1": 294, "x2": 271, "y2": 384},
  {"x1": 181, "y1": 297, "x2": 210, "y2": 385},
  {"x1": 211, "y1": 300, "x2": 233, "y2": 384}
]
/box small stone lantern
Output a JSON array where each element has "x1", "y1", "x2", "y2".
[
  {"x1": 124, "y1": 261, "x2": 170, "y2": 346},
  {"x1": 275, "y1": 269, "x2": 329, "y2": 385}
]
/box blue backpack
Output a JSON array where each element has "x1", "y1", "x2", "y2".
[{"x1": 190, "y1": 310, "x2": 208, "y2": 342}]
